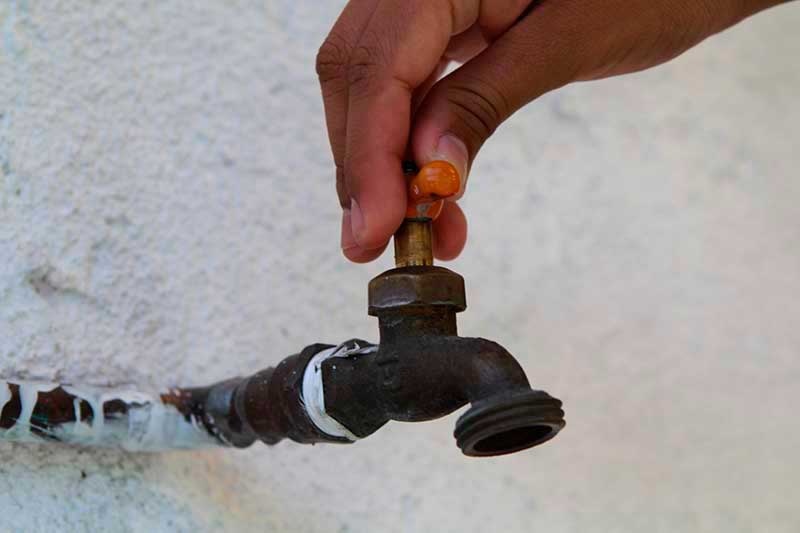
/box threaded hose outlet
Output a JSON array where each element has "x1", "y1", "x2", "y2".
[{"x1": 454, "y1": 389, "x2": 565, "y2": 457}]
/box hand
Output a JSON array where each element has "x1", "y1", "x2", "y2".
[{"x1": 317, "y1": 0, "x2": 785, "y2": 263}]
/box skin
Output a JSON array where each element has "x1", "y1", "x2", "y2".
[{"x1": 316, "y1": 0, "x2": 790, "y2": 263}]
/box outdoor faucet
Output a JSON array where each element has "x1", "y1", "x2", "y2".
[{"x1": 195, "y1": 162, "x2": 566, "y2": 457}]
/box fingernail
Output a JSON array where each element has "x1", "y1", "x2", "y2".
[
  {"x1": 341, "y1": 209, "x2": 358, "y2": 251},
  {"x1": 433, "y1": 134, "x2": 469, "y2": 196},
  {"x1": 350, "y1": 198, "x2": 365, "y2": 242}
]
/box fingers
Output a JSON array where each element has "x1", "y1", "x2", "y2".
[
  {"x1": 432, "y1": 201, "x2": 467, "y2": 260},
  {"x1": 342, "y1": 201, "x2": 467, "y2": 262},
  {"x1": 316, "y1": 0, "x2": 381, "y2": 208},
  {"x1": 478, "y1": 0, "x2": 535, "y2": 38},
  {"x1": 319, "y1": 0, "x2": 486, "y2": 259},
  {"x1": 411, "y1": 59, "x2": 450, "y2": 116},
  {"x1": 342, "y1": 213, "x2": 388, "y2": 263},
  {"x1": 317, "y1": 2, "x2": 384, "y2": 263},
  {"x1": 323, "y1": 0, "x2": 781, "y2": 265},
  {"x1": 341, "y1": 0, "x2": 479, "y2": 251},
  {"x1": 411, "y1": 1, "x2": 588, "y2": 194},
  {"x1": 318, "y1": 0, "x2": 537, "y2": 262},
  {"x1": 413, "y1": 0, "x2": 537, "y2": 202},
  {"x1": 445, "y1": 24, "x2": 490, "y2": 64},
  {"x1": 446, "y1": 0, "x2": 536, "y2": 63}
]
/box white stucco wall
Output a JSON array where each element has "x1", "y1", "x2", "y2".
[{"x1": 1, "y1": 1, "x2": 799, "y2": 531}]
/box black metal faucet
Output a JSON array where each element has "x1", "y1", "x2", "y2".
[{"x1": 324, "y1": 259, "x2": 566, "y2": 456}]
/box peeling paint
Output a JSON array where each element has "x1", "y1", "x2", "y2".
[{"x1": 0, "y1": 381, "x2": 222, "y2": 450}]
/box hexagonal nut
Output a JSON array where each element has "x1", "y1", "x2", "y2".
[{"x1": 368, "y1": 266, "x2": 466, "y2": 316}]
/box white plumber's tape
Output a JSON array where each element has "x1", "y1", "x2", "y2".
[{"x1": 301, "y1": 340, "x2": 377, "y2": 441}]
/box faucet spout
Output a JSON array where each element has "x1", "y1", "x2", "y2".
[{"x1": 320, "y1": 335, "x2": 564, "y2": 457}]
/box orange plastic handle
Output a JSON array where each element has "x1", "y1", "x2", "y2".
[{"x1": 405, "y1": 161, "x2": 460, "y2": 219}]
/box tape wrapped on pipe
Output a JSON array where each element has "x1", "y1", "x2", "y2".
[{"x1": 301, "y1": 340, "x2": 377, "y2": 441}]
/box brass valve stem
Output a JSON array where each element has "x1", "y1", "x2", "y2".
[
  {"x1": 394, "y1": 159, "x2": 459, "y2": 268},
  {"x1": 394, "y1": 218, "x2": 433, "y2": 267}
]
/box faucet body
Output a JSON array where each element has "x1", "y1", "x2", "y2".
[
  {"x1": 324, "y1": 262, "x2": 565, "y2": 456},
  {"x1": 192, "y1": 257, "x2": 565, "y2": 457}
]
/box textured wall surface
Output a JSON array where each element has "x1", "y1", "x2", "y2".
[{"x1": 1, "y1": 1, "x2": 799, "y2": 531}]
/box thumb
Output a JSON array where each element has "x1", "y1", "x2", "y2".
[{"x1": 410, "y1": 3, "x2": 585, "y2": 193}]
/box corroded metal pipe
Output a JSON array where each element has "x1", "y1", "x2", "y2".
[{"x1": 0, "y1": 382, "x2": 222, "y2": 450}]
